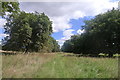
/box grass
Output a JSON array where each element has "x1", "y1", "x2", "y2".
[
  {"x1": 99, "y1": 53, "x2": 120, "y2": 57},
  {"x1": 2, "y1": 52, "x2": 118, "y2": 78}
]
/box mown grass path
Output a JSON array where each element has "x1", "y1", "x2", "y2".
[{"x1": 2, "y1": 53, "x2": 118, "y2": 78}]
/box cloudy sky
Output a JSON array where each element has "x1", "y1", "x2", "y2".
[{"x1": 0, "y1": 0, "x2": 119, "y2": 46}]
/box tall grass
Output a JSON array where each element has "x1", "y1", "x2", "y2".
[
  {"x1": 2, "y1": 53, "x2": 118, "y2": 78},
  {"x1": 2, "y1": 53, "x2": 55, "y2": 78}
]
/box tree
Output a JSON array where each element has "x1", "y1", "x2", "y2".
[
  {"x1": 47, "y1": 36, "x2": 60, "y2": 52},
  {"x1": 3, "y1": 11, "x2": 60, "y2": 53},
  {"x1": 1, "y1": 2, "x2": 20, "y2": 17},
  {"x1": 61, "y1": 39, "x2": 74, "y2": 53},
  {"x1": 83, "y1": 9, "x2": 120, "y2": 57},
  {"x1": 1, "y1": 1, "x2": 20, "y2": 50},
  {"x1": 2, "y1": 12, "x2": 32, "y2": 51},
  {"x1": 2, "y1": 1, "x2": 60, "y2": 53},
  {"x1": 29, "y1": 12, "x2": 53, "y2": 52},
  {"x1": 62, "y1": 9, "x2": 120, "y2": 57}
]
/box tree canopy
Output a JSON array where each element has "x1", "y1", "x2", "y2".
[
  {"x1": 2, "y1": 9, "x2": 60, "y2": 52},
  {"x1": 1, "y1": 2, "x2": 20, "y2": 17},
  {"x1": 62, "y1": 9, "x2": 120, "y2": 57}
]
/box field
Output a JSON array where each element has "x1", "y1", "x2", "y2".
[{"x1": 2, "y1": 52, "x2": 118, "y2": 78}]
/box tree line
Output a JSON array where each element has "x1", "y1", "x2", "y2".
[
  {"x1": 61, "y1": 8, "x2": 120, "y2": 57},
  {"x1": 1, "y1": 2, "x2": 60, "y2": 52}
]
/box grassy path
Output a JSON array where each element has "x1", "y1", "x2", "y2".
[{"x1": 2, "y1": 53, "x2": 118, "y2": 78}]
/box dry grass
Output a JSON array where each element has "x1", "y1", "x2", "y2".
[
  {"x1": 2, "y1": 53, "x2": 56, "y2": 78},
  {"x1": 2, "y1": 52, "x2": 118, "y2": 78},
  {"x1": 0, "y1": 55, "x2": 2, "y2": 79}
]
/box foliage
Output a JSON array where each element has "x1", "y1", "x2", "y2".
[
  {"x1": 1, "y1": 2, "x2": 20, "y2": 17},
  {"x1": 2, "y1": 11, "x2": 60, "y2": 52},
  {"x1": 1, "y1": 1, "x2": 60, "y2": 52},
  {"x1": 62, "y1": 9, "x2": 120, "y2": 57},
  {"x1": 48, "y1": 37, "x2": 60, "y2": 52}
]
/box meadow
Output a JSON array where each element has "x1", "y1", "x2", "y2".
[{"x1": 2, "y1": 52, "x2": 118, "y2": 78}]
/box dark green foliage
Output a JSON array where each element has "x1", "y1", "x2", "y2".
[
  {"x1": 1, "y1": 1, "x2": 60, "y2": 53},
  {"x1": 2, "y1": 11, "x2": 60, "y2": 52},
  {"x1": 47, "y1": 36, "x2": 60, "y2": 52},
  {"x1": 28, "y1": 12, "x2": 53, "y2": 52},
  {"x1": 62, "y1": 9, "x2": 120, "y2": 56}
]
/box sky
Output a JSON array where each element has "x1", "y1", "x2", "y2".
[{"x1": 0, "y1": 0, "x2": 119, "y2": 46}]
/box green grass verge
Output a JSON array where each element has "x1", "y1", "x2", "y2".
[{"x1": 2, "y1": 53, "x2": 118, "y2": 78}]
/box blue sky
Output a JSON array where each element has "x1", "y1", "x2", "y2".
[
  {"x1": 0, "y1": 0, "x2": 119, "y2": 46},
  {"x1": 51, "y1": 16, "x2": 94, "y2": 40}
]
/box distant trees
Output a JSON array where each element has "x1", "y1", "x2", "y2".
[
  {"x1": 48, "y1": 37, "x2": 60, "y2": 52},
  {"x1": 62, "y1": 9, "x2": 120, "y2": 57},
  {"x1": 2, "y1": 2, "x2": 60, "y2": 52}
]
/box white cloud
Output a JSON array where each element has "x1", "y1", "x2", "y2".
[
  {"x1": 0, "y1": 34, "x2": 9, "y2": 37},
  {"x1": 19, "y1": 1, "x2": 118, "y2": 32},
  {"x1": 0, "y1": 18, "x2": 7, "y2": 28},
  {"x1": 77, "y1": 29, "x2": 85, "y2": 35},
  {"x1": 0, "y1": 0, "x2": 118, "y2": 47},
  {"x1": 57, "y1": 29, "x2": 74, "y2": 47},
  {"x1": 51, "y1": 16, "x2": 72, "y2": 32},
  {"x1": 118, "y1": 1, "x2": 120, "y2": 9},
  {"x1": 58, "y1": 29, "x2": 85, "y2": 47},
  {"x1": 63, "y1": 29, "x2": 74, "y2": 37},
  {"x1": 19, "y1": 1, "x2": 118, "y2": 46},
  {"x1": 56, "y1": 39, "x2": 65, "y2": 47}
]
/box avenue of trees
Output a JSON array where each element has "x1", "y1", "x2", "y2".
[
  {"x1": 1, "y1": 2, "x2": 60, "y2": 52},
  {"x1": 61, "y1": 8, "x2": 120, "y2": 57},
  {"x1": 1, "y1": 2, "x2": 120, "y2": 56}
]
